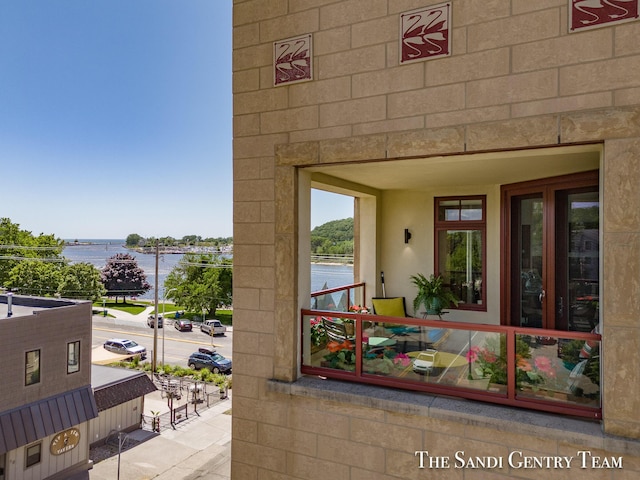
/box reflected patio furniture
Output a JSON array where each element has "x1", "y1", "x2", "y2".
[
  {"x1": 321, "y1": 317, "x2": 355, "y2": 343},
  {"x1": 364, "y1": 335, "x2": 397, "y2": 356}
]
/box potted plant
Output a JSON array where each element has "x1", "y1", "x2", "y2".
[{"x1": 410, "y1": 273, "x2": 459, "y2": 315}]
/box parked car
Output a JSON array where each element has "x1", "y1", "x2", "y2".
[
  {"x1": 412, "y1": 349, "x2": 439, "y2": 375},
  {"x1": 174, "y1": 318, "x2": 193, "y2": 332},
  {"x1": 103, "y1": 339, "x2": 147, "y2": 359},
  {"x1": 187, "y1": 348, "x2": 232, "y2": 374},
  {"x1": 200, "y1": 319, "x2": 226, "y2": 336},
  {"x1": 147, "y1": 315, "x2": 163, "y2": 328}
]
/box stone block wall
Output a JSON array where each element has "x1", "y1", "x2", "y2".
[{"x1": 233, "y1": 0, "x2": 640, "y2": 477}]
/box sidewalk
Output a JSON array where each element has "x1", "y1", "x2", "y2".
[{"x1": 86, "y1": 388, "x2": 232, "y2": 480}]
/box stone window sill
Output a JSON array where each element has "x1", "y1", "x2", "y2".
[{"x1": 267, "y1": 376, "x2": 640, "y2": 457}]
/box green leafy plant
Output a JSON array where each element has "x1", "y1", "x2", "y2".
[
  {"x1": 467, "y1": 335, "x2": 533, "y2": 386},
  {"x1": 322, "y1": 340, "x2": 356, "y2": 371},
  {"x1": 410, "y1": 273, "x2": 460, "y2": 315},
  {"x1": 559, "y1": 339, "x2": 600, "y2": 386},
  {"x1": 310, "y1": 317, "x2": 328, "y2": 347}
]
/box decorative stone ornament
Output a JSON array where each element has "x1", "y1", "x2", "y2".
[
  {"x1": 569, "y1": 0, "x2": 638, "y2": 33},
  {"x1": 273, "y1": 34, "x2": 313, "y2": 86},
  {"x1": 400, "y1": 2, "x2": 452, "y2": 64}
]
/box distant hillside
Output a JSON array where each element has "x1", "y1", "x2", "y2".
[{"x1": 311, "y1": 218, "x2": 353, "y2": 255}]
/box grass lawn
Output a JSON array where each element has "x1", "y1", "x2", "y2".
[
  {"x1": 216, "y1": 310, "x2": 233, "y2": 325},
  {"x1": 93, "y1": 301, "x2": 147, "y2": 315},
  {"x1": 94, "y1": 299, "x2": 233, "y2": 324}
]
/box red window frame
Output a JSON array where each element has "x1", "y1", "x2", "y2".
[{"x1": 434, "y1": 195, "x2": 487, "y2": 312}]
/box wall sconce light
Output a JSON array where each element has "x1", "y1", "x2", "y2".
[{"x1": 404, "y1": 228, "x2": 412, "y2": 244}]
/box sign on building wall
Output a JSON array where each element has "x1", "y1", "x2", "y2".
[
  {"x1": 400, "y1": 2, "x2": 452, "y2": 64},
  {"x1": 274, "y1": 34, "x2": 313, "y2": 86},
  {"x1": 50, "y1": 427, "x2": 80, "y2": 455},
  {"x1": 570, "y1": 0, "x2": 638, "y2": 32}
]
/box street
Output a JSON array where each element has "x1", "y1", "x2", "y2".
[{"x1": 92, "y1": 314, "x2": 233, "y2": 368}]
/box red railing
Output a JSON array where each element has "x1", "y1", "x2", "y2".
[
  {"x1": 310, "y1": 282, "x2": 366, "y2": 311},
  {"x1": 301, "y1": 309, "x2": 601, "y2": 419}
]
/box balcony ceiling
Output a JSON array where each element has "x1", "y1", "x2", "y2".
[{"x1": 307, "y1": 144, "x2": 601, "y2": 192}]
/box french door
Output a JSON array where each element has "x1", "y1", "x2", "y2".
[{"x1": 502, "y1": 171, "x2": 599, "y2": 332}]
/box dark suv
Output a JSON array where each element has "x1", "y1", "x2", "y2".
[{"x1": 187, "y1": 348, "x2": 232, "y2": 374}]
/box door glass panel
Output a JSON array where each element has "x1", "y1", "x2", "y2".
[
  {"x1": 505, "y1": 172, "x2": 599, "y2": 330},
  {"x1": 567, "y1": 192, "x2": 599, "y2": 332},
  {"x1": 518, "y1": 197, "x2": 543, "y2": 328}
]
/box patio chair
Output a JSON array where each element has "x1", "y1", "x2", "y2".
[
  {"x1": 371, "y1": 297, "x2": 449, "y2": 349},
  {"x1": 371, "y1": 297, "x2": 418, "y2": 331},
  {"x1": 321, "y1": 317, "x2": 355, "y2": 343},
  {"x1": 371, "y1": 297, "x2": 409, "y2": 318}
]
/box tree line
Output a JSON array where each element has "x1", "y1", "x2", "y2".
[
  {"x1": 1, "y1": 216, "x2": 352, "y2": 310},
  {"x1": 0, "y1": 218, "x2": 232, "y2": 315},
  {"x1": 126, "y1": 233, "x2": 233, "y2": 248}
]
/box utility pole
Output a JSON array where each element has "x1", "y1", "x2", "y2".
[{"x1": 152, "y1": 240, "x2": 159, "y2": 372}]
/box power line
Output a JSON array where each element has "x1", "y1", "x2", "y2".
[
  {"x1": 0, "y1": 244, "x2": 62, "y2": 251},
  {"x1": 0, "y1": 255, "x2": 66, "y2": 263}
]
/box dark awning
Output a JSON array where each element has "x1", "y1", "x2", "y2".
[
  {"x1": 93, "y1": 374, "x2": 157, "y2": 412},
  {"x1": 0, "y1": 386, "x2": 97, "y2": 455}
]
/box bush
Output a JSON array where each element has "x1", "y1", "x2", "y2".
[{"x1": 106, "y1": 360, "x2": 231, "y2": 388}]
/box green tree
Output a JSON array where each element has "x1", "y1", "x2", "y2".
[
  {"x1": 310, "y1": 218, "x2": 354, "y2": 255},
  {"x1": 101, "y1": 253, "x2": 151, "y2": 303},
  {"x1": 58, "y1": 262, "x2": 107, "y2": 301},
  {"x1": 164, "y1": 253, "x2": 232, "y2": 316},
  {"x1": 181, "y1": 235, "x2": 202, "y2": 245},
  {"x1": 6, "y1": 261, "x2": 62, "y2": 296},
  {"x1": 0, "y1": 218, "x2": 64, "y2": 286},
  {"x1": 125, "y1": 233, "x2": 143, "y2": 247}
]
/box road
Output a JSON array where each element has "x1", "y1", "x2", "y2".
[{"x1": 92, "y1": 314, "x2": 233, "y2": 368}]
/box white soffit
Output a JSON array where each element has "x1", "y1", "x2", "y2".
[{"x1": 306, "y1": 145, "x2": 601, "y2": 191}]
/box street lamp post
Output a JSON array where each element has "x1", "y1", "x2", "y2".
[
  {"x1": 162, "y1": 287, "x2": 177, "y2": 366},
  {"x1": 152, "y1": 240, "x2": 159, "y2": 373},
  {"x1": 117, "y1": 432, "x2": 128, "y2": 480}
]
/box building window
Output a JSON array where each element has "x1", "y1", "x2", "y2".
[
  {"x1": 67, "y1": 341, "x2": 80, "y2": 374},
  {"x1": 25, "y1": 443, "x2": 41, "y2": 468},
  {"x1": 434, "y1": 196, "x2": 486, "y2": 310},
  {"x1": 25, "y1": 350, "x2": 40, "y2": 386}
]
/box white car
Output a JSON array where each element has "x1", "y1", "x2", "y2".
[
  {"x1": 200, "y1": 319, "x2": 227, "y2": 336},
  {"x1": 412, "y1": 349, "x2": 439, "y2": 374},
  {"x1": 103, "y1": 339, "x2": 147, "y2": 359},
  {"x1": 147, "y1": 315, "x2": 163, "y2": 328}
]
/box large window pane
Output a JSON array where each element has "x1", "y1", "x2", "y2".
[
  {"x1": 25, "y1": 443, "x2": 41, "y2": 468},
  {"x1": 435, "y1": 196, "x2": 486, "y2": 311},
  {"x1": 567, "y1": 192, "x2": 599, "y2": 332},
  {"x1": 515, "y1": 334, "x2": 600, "y2": 408},
  {"x1": 25, "y1": 350, "x2": 40, "y2": 386},
  {"x1": 67, "y1": 341, "x2": 80, "y2": 374},
  {"x1": 437, "y1": 230, "x2": 483, "y2": 306},
  {"x1": 438, "y1": 198, "x2": 483, "y2": 221}
]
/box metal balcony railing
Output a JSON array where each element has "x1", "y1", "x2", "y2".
[{"x1": 302, "y1": 285, "x2": 601, "y2": 419}]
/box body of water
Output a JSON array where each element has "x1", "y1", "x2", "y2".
[
  {"x1": 64, "y1": 240, "x2": 354, "y2": 300},
  {"x1": 63, "y1": 239, "x2": 183, "y2": 299}
]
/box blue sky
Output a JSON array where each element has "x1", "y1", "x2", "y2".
[
  {"x1": 0, "y1": 0, "x2": 232, "y2": 239},
  {"x1": 0, "y1": 1, "x2": 352, "y2": 240}
]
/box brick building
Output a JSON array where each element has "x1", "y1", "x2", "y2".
[
  {"x1": 232, "y1": 1, "x2": 640, "y2": 478},
  {"x1": 0, "y1": 295, "x2": 97, "y2": 480}
]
